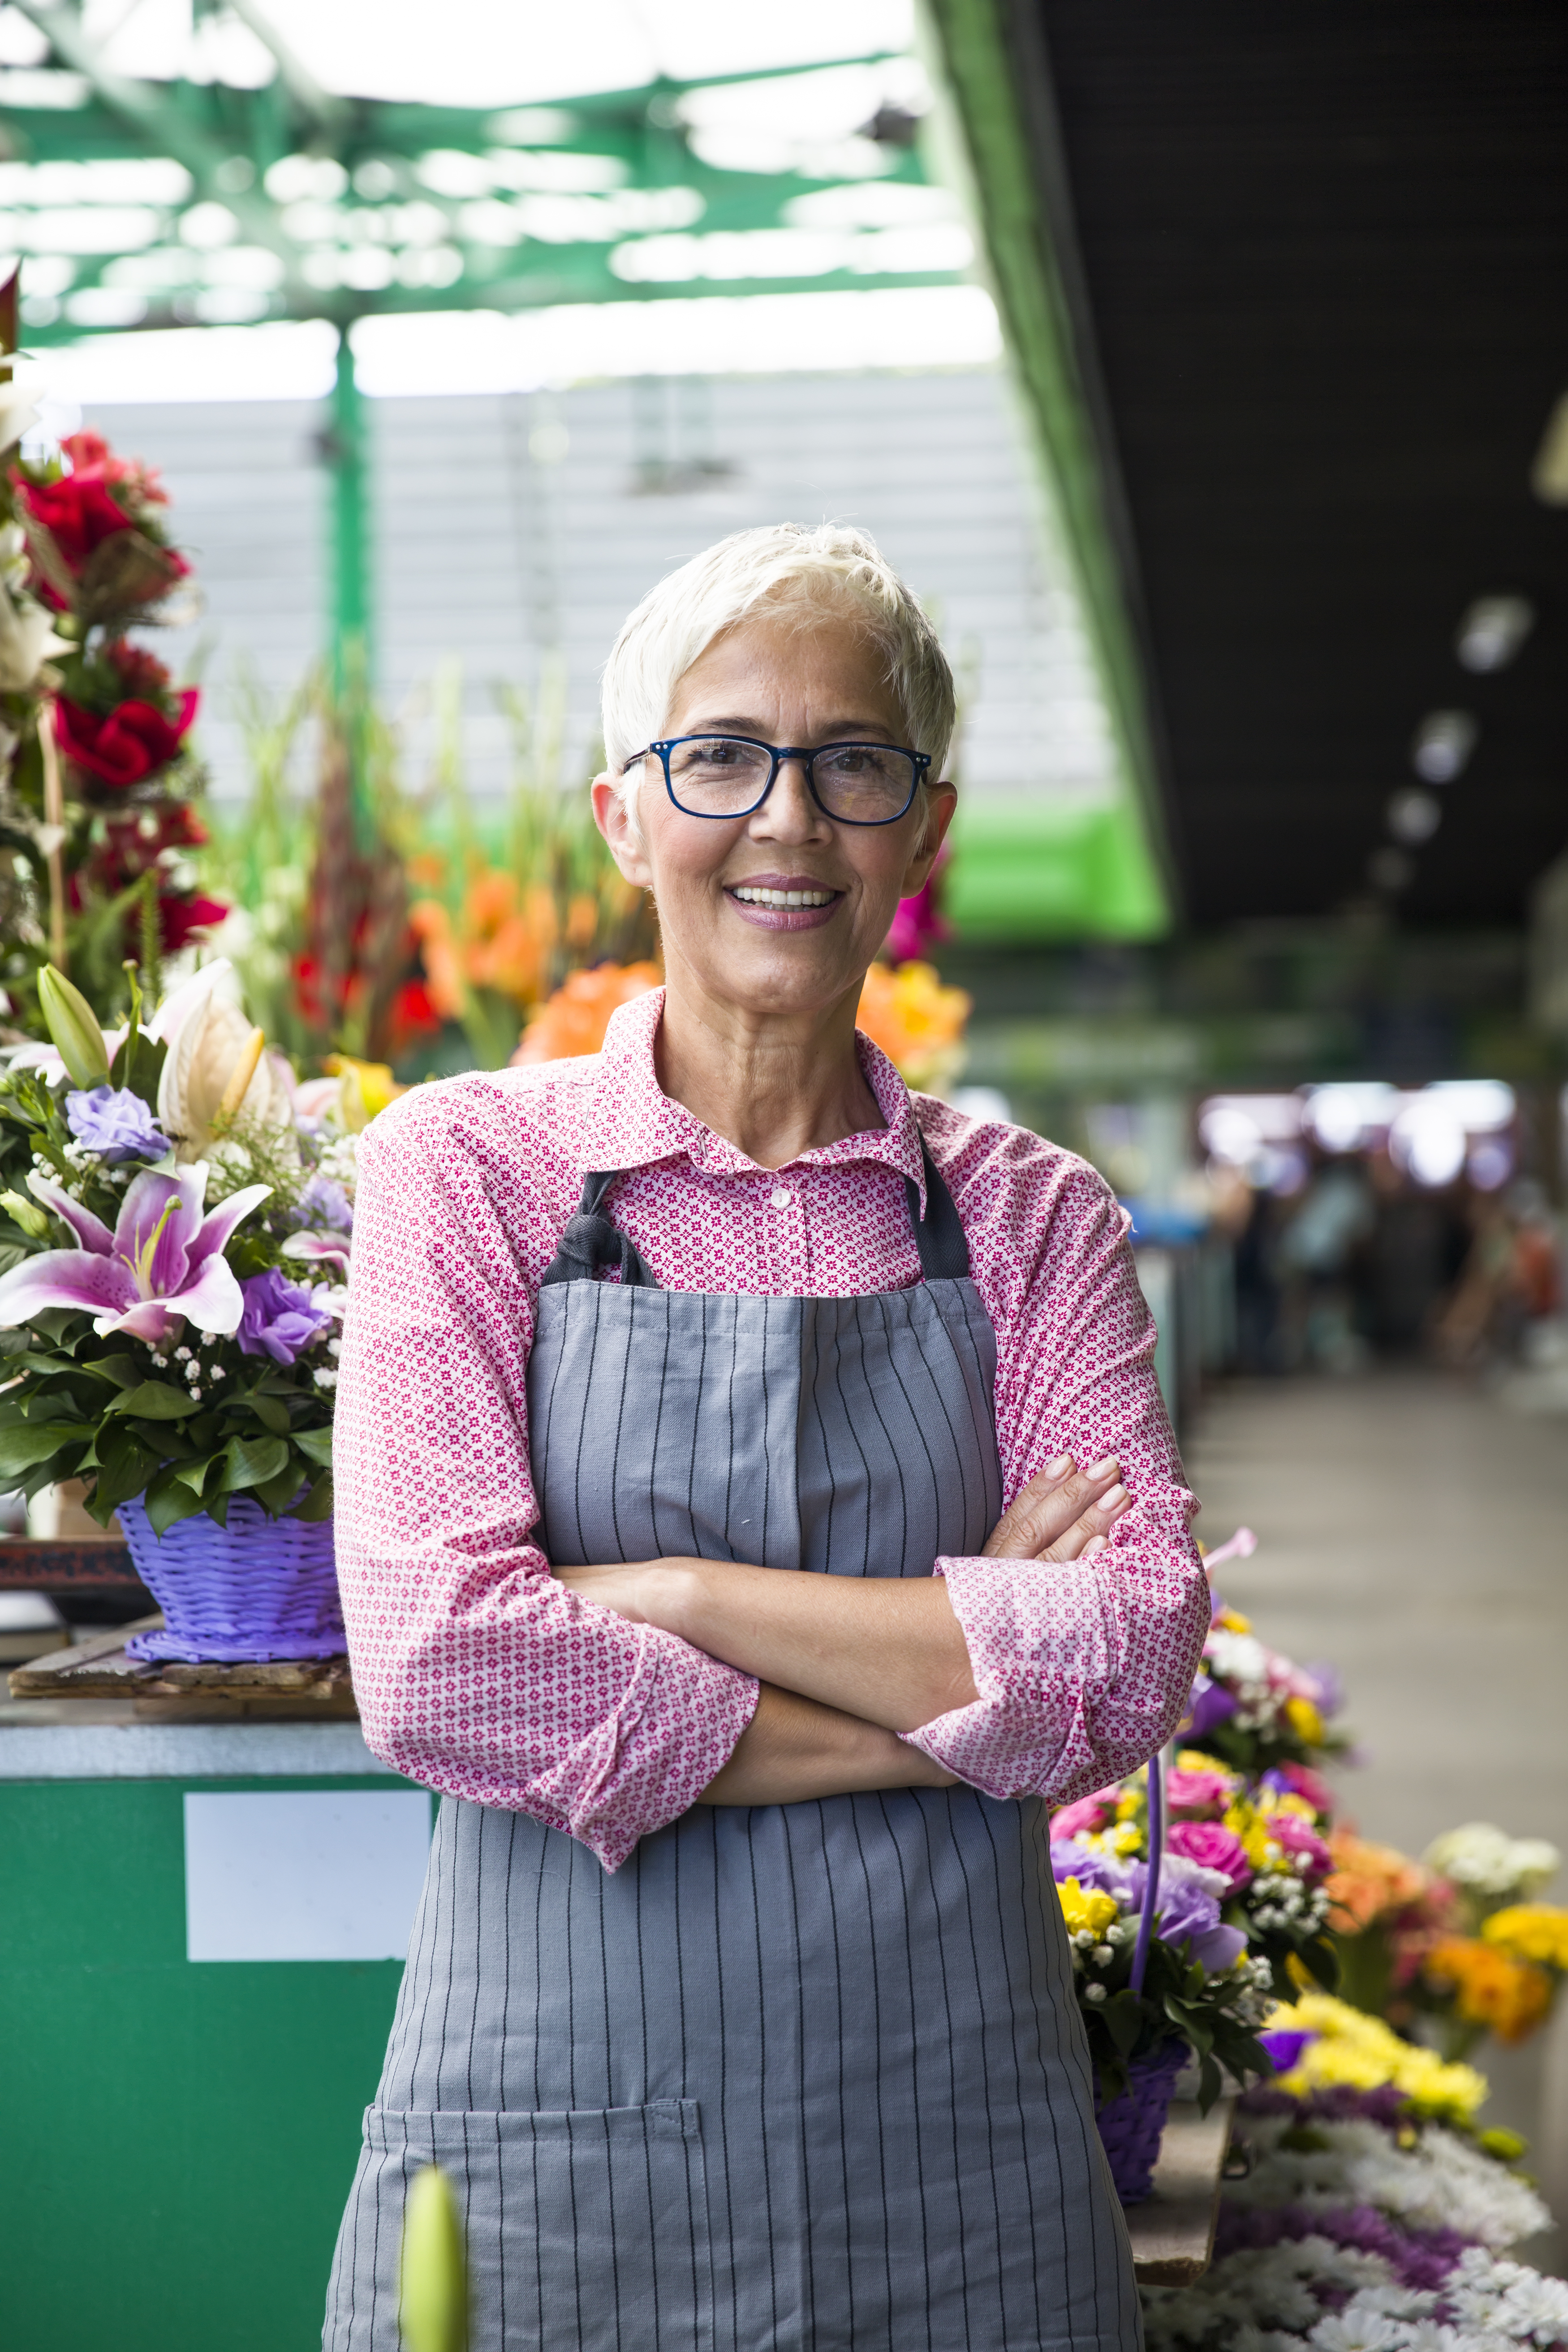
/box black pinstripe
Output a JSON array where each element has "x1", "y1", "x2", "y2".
[{"x1": 323, "y1": 1155, "x2": 1138, "y2": 2351}]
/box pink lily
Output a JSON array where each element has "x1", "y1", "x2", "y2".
[
  {"x1": 0, "y1": 1165, "x2": 270, "y2": 1345},
  {"x1": 280, "y1": 1229, "x2": 351, "y2": 1277}
]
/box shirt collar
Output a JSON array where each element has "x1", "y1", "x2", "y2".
[{"x1": 583, "y1": 984, "x2": 927, "y2": 1204}]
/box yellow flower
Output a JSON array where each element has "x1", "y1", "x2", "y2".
[
  {"x1": 1265, "y1": 1993, "x2": 1488, "y2": 2123},
  {"x1": 1115, "y1": 1788, "x2": 1143, "y2": 1822},
  {"x1": 1425, "y1": 1935, "x2": 1553, "y2": 2043},
  {"x1": 326, "y1": 1054, "x2": 405, "y2": 1130},
  {"x1": 1177, "y1": 1749, "x2": 1239, "y2": 1787},
  {"x1": 1285, "y1": 1694, "x2": 1326, "y2": 1746},
  {"x1": 1224, "y1": 1798, "x2": 1274, "y2": 1870},
  {"x1": 1058, "y1": 1878, "x2": 1120, "y2": 1938},
  {"x1": 854, "y1": 960, "x2": 971, "y2": 1092},
  {"x1": 1215, "y1": 1607, "x2": 1253, "y2": 1633},
  {"x1": 1482, "y1": 1904, "x2": 1568, "y2": 1971}
]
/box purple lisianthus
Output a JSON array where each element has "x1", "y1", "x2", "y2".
[
  {"x1": 1185, "y1": 1672, "x2": 1238, "y2": 1736},
  {"x1": 237, "y1": 1267, "x2": 332, "y2": 1366},
  {"x1": 292, "y1": 1174, "x2": 353, "y2": 1233},
  {"x1": 1051, "y1": 1841, "x2": 1134, "y2": 1901},
  {"x1": 65, "y1": 1084, "x2": 168, "y2": 1165},
  {"x1": 1127, "y1": 1859, "x2": 1247, "y2": 1974}
]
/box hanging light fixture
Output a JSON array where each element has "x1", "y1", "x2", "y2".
[
  {"x1": 1410, "y1": 710, "x2": 1476, "y2": 783},
  {"x1": 1455, "y1": 595, "x2": 1534, "y2": 672}
]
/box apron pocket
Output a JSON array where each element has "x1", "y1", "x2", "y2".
[{"x1": 349, "y1": 2100, "x2": 714, "y2": 2352}]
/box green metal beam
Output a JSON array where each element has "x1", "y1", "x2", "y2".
[
  {"x1": 919, "y1": 0, "x2": 1177, "y2": 933},
  {"x1": 327, "y1": 326, "x2": 368, "y2": 685}
]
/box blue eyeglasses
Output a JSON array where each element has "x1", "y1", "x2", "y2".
[{"x1": 625, "y1": 734, "x2": 930, "y2": 826}]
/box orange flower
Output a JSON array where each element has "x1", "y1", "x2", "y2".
[
  {"x1": 1325, "y1": 1830, "x2": 1436, "y2": 1934},
  {"x1": 1425, "y1": 1936, "x2": 1554, "y2": 2043},
  {"x1": 855, "y1": 960, "x2": 971, "y2": 1091},
  {"x1": 410, "y1": 871, "x2": 552, "y2": 1015},
  {"x1": 512, "y1": 961, "x2": 663, "y2": 1064}
]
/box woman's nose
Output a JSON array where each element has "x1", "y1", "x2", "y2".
[{"x1": 754, "y1": 757, "x2": 830, "y2": 838}]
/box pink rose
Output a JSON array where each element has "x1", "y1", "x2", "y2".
[
  {"x1": 1050, "y1": 1789, "x2": 1119, "y2": 1841},
  {"x1": 1167, "y1": 1819, "x2": 1253, "y2": 1889},
  {"x1": 1275, "y1": 1761, "x2": 1334, "y2": 1817},
  {"x1": 1165, "y1": 1768, "x2": 1233, "y2": 1818},
  {"x1": 1268, "y1": 1814, "x2": 1332, "y2": 1877}
]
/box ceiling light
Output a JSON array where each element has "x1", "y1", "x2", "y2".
[
  {"x1": 1455, "y1": 594, "x2": 1534, "y2": 672},
  {"x1": 1387, "y1": 788, "x2": 1441, "y2": 844},
  {"x1": 1410, "y1": 710, "x2": 1476, "y2": 783},
  {"x1": 1368, "y1": 847, "x2": 1412, "y2": 892},
  {"x1": 1390, "y1": 1100, "x2": 1467, "y2": 1189},
  {"x1": 1531, "y1": 392, "x2": 1568, "y2": 504}
]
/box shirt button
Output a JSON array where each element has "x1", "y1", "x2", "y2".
[{"x1": 771, "y1": 1186, "x2": 792, "y2": 1209}]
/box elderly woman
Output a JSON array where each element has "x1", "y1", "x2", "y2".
[{"x1": 324, "y1": 524, "x2": 1208, "y2": 2352}]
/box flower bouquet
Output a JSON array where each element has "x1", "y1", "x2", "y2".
[
  {"x1": 0, "y1": 958, "x2": 359, "y2": 1660},
  {"x1": 1184, "y1": 1562, "x2": 1348, "y2": 1779},
  {"x1": 1, "y1": 416, "x2": 225, "y2": 1025}
]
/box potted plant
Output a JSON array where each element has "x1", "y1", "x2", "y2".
[{"x1": 0, "y1": 957, "x2": 359, "y2": 1662}]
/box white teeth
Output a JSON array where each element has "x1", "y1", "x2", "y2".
[{"x1": 732, "y1": 885, "x2": 834, "y2": 908}]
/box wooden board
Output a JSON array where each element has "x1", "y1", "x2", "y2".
[
  {"x1": 8, "y1": 1617, "x2": 358, "y2": 1721},
  {"x1": 1126, "y1": 2099, "x2": 1234, "y2": 2286}
]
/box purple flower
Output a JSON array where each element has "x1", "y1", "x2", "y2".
[
  {"x1": 292, "y1": 1174, "x2": 353, "y2": 1232},
  {"x1": 1127, "y1": 1859, "x2": 1248, "y2": 1974},
  {"x1": 1185, "y1": 1673, "x2": 1239, "y2": 1736},
  {"x1": 65, "y1": 1084, "x2": 168, "y2": 1165},
  {"x1": 1051, "y1": 1841, "x2": 1135, "y2": 1901},
  {"x1": 237, "y1": 1268, "x2": 332, "y2": 1366},
  {"x1": 0, "y1": 1166, "x2": 268, "y2": 1345}
]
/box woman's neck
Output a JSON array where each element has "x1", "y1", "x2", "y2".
[{"x1": 654, "y1": 971, "x2": 884, "y2": 1170}]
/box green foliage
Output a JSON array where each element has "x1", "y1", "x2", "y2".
[{"x1": 1077, "y1": 1928, "x2": 1274, "y2": 2113}]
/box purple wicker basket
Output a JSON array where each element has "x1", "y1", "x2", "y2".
[
  {"x1": 118, "y1": 1496, "x2": 344, "y2": 1664},
  {"x1": 1095, "y1": 2038, "x2": 1188, "y2": 2204}
]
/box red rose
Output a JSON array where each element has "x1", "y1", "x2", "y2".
[
  {"x1": 60, "y1": 429, "x2": 168, "y2": 507},
  {"x1": 104, "y1": 638, "x2": 172, "y2": 699},
  {"x1": 54, "y1": 689, "x2": 198, "y2": 788},
  {"x1": 158, "y1": 891, "x2": 228, "y2": 953},
  {"x1": 20, "y1": 473, "x2": 136, "y2": 570}
]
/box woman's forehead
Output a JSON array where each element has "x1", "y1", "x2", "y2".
[{"x1": 669, "y1": 614, "x2": 901, "y2": 722}]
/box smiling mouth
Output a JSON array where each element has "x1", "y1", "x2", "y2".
[{"x1": 728, "y1": 883, "x2": 840, "y2": 909}]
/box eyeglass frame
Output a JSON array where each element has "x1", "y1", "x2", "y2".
[{"x1": 623, "y1": 734, "x2": 933, "y2": 826}]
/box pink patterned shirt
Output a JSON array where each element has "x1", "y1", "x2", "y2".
[{"x1": 336, "y1": 988, "x2": 1207, "y2": 1870}]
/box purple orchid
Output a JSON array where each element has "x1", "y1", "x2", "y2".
[
  {"x1": 0, "y1": 1166, "x2": 269, "y2": 1345},
  {"x1": 237, "y1": 1268, "x2": 332, "y2": 1366},
  {"x1": 65, "y1": 1084, "x2": 169, "y2": 1165}
]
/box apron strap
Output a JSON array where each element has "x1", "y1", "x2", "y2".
[
  {"x1": 539, "y1": 1170, "x2": 657, "y2": 1288},
  {"x1": 543, "y1": 1130, "x2": 969, "y2": 1289},
  {"x1": 905, "y1": 1132, "x2": 971, "y2": 1280}
]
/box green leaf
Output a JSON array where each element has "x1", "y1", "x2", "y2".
[
  {"x1": 1196, "y1": 2053, "x2": 1222, "y2": 2115},
  {"x1": 291, "y1": 1469, "x2": 334, "y2": 1521},
  {"x1": 293, "y1": 1424, "x2": 335, "y2": 1466},
  {"x1": 143, "y1": 1462, "x2": 213, "y2": 1537},
  {"x1": 89, "y1": 1353, "x2": 144, "y2": 1391},
  {"x1": 245, "y1": 1390, "x2": 291, "y2": 1437},
  {"x1": 0, "y1": 1420, "x2": 95, "y2": 1478},
  {"x1": 92, "y1": 1432, "x2": 161, "y2": 1512},
  {"x1": 1102, "y1": 1989, "x2": 1144, "y2": 2058},
  {"x1": 218, "y1": 1433, "x2": 290, "y2": 1494},
  {"x1": 106, "y1": 1382, "x2": 201, "y2": 1421},
  {"x1": 253, "y1": 1458, "x2": 306, "y2": 1515},
  {"x1": 174, "y1": 1454, "x2": 221, "y2": 1496}
]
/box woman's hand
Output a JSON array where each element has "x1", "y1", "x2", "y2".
[
  {"x1": 982, "y1": 1454, "x2": 1133, "y2": 1562},
  {"x1": 696, "y1": 1683, "x2": 959, "y2": 1806}
]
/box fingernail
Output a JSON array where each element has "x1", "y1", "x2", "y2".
[
  {"x1": 1045, "y1": 1454, "x2": 1073, "y2": 1478},
  {"x1": 1083, "y1": 1534, "x2": 1108, "y2": 1555},
  {"x1": 1100, "y1": 1484, "x2": 1128, "y2": 1511},
  {"x1": 1087, "y1": 1455, "x2": 1119, "y2": 1480}
]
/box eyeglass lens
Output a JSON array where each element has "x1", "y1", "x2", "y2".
[{"x1": 664, "y1": 737, "x2": 917, "y2": 823}]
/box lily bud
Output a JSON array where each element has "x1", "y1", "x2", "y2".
[
  {"x1": 399, "y1": 2165, "x2": 467, "y2": 2352},
  {"x1": 37, "y1": 964, "x2": 110, "y2": 1089},
  {"x1": 0, "y1": 1189, "x2": 50, "y2": 1240}
]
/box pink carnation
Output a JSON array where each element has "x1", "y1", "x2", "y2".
[
  {"x1": 1267, "y1": 1814, "x2": 1332, "y2": 1876},
  {"x1": 1165, "y1": 1768, "x2": 1234, "y2": 1818},
  {"x1": 1166, "y1": 1819, "x2": 1253, "y2": 1889},
  {"x1": 1050, "y1": 1790, "x2": 1119, "y2": 1841}
]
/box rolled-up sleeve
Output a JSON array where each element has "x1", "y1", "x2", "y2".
[
  {"x1": 901, "y1": 1141, "x2": 1208, "y2": 1801},
  {"x1": 335, "y1": 1091, "x2": 758, "y2": 1871}
]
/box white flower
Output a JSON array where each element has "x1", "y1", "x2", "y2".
[
  {"x1": 1084, "y1": 1982, "x2": 1106, "y2": 2002},
  {"x1": 1308, "y1": 2311, "x2": 1404, "y2": 2352},
  {"x1": 1423, "y1": 1824, "x2": 1561, "y2": 1901},
  {"x1": 153, "y1": 961, "x2": 295, "y2": 1164}
]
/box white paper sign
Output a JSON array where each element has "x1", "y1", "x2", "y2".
[{"x1": 184, "y1": 1789, "x2": 433, "y2": 1962}]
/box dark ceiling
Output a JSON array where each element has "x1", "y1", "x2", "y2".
[{"x1": 1017, "y1": 0, "x2": 1568, "y2": 926}]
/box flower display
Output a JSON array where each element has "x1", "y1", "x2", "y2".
[
  {"x1": 1262, "y1": 1993, "x2": 1488, "y2": 2124},
  {"x1": 1422, "y1": 1937, "x2": 1553, "y2": 2046},
  {"x1": 0, "y1": 959, "x2": 353, "y2": 1529},
  {"x1": 1182, "y1": 1593, "x2": 1345, "y2": 1777},
  {"x1": 53, "y1": 689, "x2": 198, "y2": 788},
  {"x1": 1424, "y1": 1825, "x2": 1561, "y2": 1909},
  {"x1": 1482, "y1": 1905, "x2": 1568, "y2": 1969},
  {"x1": 512, "y1": 961, "x2": 663, "y2": 1064}
]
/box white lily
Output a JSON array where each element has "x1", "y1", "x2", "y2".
[
  {"x1": 0, "y1": 581, "x2": 72, "y2": 693},
  {"x1": 154, "y1": 960, "x2": 295, "y2": 1163}
]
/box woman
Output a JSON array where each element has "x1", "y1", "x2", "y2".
[{"x1": 325, "y1": 524, "x2": 1209, "y2": 2352}]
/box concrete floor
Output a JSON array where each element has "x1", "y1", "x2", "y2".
[{"x1": 1183, "y1": 1370, "x2": 1568, "y2": 2234}]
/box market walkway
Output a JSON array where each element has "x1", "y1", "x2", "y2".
[{"x1": 1183, "y1": 1369, "x2": 1568, "y2": 2243}]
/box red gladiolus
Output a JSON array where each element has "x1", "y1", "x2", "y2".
[
  {"x1": 54, "y1": 689, "x2": 198, "y2": 788},
  {"x1": 19, "y1": 473, "x2": 136, "y2": 569},
  {"x1": 158, "y1": 892, "x2": 228, "y2": 952}
]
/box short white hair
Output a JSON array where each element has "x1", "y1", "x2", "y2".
[{"x1": 599, "y1": 523, "x2": 957, "y2": 821}]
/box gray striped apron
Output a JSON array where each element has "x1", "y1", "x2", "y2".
[{"x1": 324, "y1": 1139, "x2": 1139, "y2": 2352}]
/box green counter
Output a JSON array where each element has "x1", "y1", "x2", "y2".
[{"x1": 0, "y1": 1716, "x2": 429, "y2": 2352}]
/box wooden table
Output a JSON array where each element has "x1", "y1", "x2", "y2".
[{"x1": 1126, "y1": 2099, "x2": 1235, "y2": 2285}]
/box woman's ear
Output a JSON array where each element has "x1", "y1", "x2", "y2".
[
  {"x1": 900, "y1": 783, "x2": 958, "y2": 897},
  {"x1": 591, "y1": 771, "x2": 654, "y2": 889}
]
